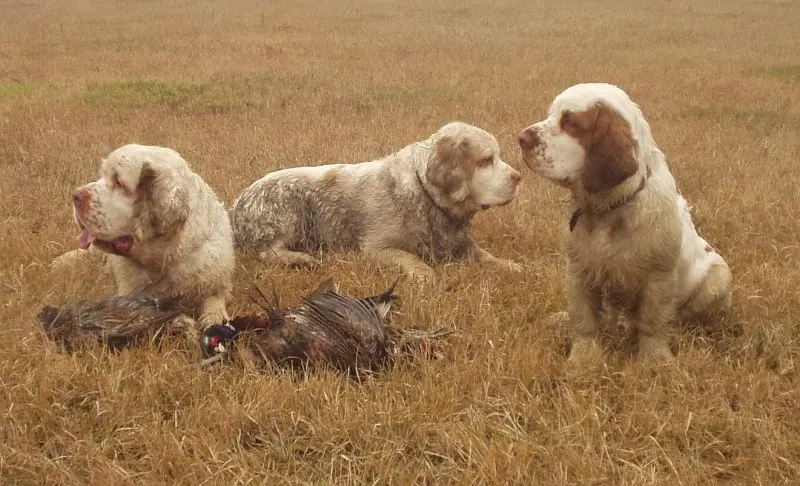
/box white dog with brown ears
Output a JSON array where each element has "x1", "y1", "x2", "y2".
[
  {"x1": 52, "y1": 144, "x2": 234, "y2": 327},
  {"x1": 518, "y1": 83, "x2": 732, "y2": 363},
  {"x1": 229, "y1": 121, "x2": 523, "y2": 279}
]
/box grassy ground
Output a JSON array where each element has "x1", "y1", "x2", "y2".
[{"x1": 1, "y1": 0, "x2": 799, "y2": 484}]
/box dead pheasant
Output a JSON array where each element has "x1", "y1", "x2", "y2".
[
  {"x1": 37, "y1": 290, "x2": 194, "y2": 352},
  {"x1": 201, "y1": 279, "x2": 453, "y2": 377}
]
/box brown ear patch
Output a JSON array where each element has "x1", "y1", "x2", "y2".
[
  {"x1": 137, "y1": 161, "x2": 190, "y2": 237},
  {"x1": 572, "y1": 102, "x2": 638, "y2": 193},
  {"x1": 426, "y1": 135, "x2": 470, "y2": 202}
]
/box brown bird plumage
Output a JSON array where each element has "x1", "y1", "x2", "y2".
[
  {"x1": 36, "y1": 280, "x2": 453, "y2": 377},
  {"x1": 203, "y1": 279, "x2": 453, "y2": 377},
  {"x1": 37, "y1": 290, "x2": 194, "y2": 352}
]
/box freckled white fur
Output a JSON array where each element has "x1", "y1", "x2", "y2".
[
  {"x1": 524, "y1": 117, "x2": 587, "y2": 186},
  {"x1": 258, "y1": 142, "x2": 519, "y2": 209},
  {"x1": 52, "y1": 144, "x2": 235, "y2": 327},
  {"x1": 229, "y1": 121, "x2": 522, "y2": 278},
  {"x1": 520, "y1": 83, "x2": 732, "y2": 363}
]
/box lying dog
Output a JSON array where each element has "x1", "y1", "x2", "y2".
[
  {"x1": 518, "y1": 83, "x2": 732, "y2": 363},
  {"x1": 230, "y1": 122, "x2": 522, "y2": 278},
  {"x1": 52, "y1": 144, "x2": 234, "y2": 326}
]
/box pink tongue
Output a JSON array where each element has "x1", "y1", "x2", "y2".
[
  {"x1": 78, "y1": 229, "x2": 94, "y2": 250},
  {"x1": 115, "y1": 235, "x2": 134, "y2": 253}
]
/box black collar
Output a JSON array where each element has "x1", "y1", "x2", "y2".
[
  {"x1": 569, "y1": 167, "x2": 650, "y2": 232},
  {"x1": 415, "y1": 171, "x2": 466, "y2": 226}
]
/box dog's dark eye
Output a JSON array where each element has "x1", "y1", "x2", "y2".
[
  {"x1": 561, "y1": 112, "x2": 581, "y2": 131},
  {"x1": 478, "y1": 156, "x2": 494, "y2": 168}
]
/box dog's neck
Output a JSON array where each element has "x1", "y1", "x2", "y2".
[
  {"x1": 415, "y1": 171, "x2": 470, "y2": 227},
  {"x1": 569, "y1": 165, "x2": 651, "y2": 232}
]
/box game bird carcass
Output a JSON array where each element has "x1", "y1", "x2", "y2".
[
  {"x1": 201, "y1": 279, "x2": 453, "y2": 378},
  {"x1": 36, "y1": 280, "x2": 452, "y2": 377}
]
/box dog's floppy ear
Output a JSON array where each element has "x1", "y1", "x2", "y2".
[
  {"x1": 581, "y1": 103, "x2": 638, "y2": 193},
  {"x1": 426, "y1": 135, "x2": 470, "y2": 203},
  {"x1": 137, "y1": 160, "x2": 190, "y2": 237}
]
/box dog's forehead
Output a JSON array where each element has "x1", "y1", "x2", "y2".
[
  {"x1": 100, "y1": 147, "x2": 146, "y2": 179},
  {"x1": 469, "y1": 134, "x2": 499, "y2": 160},
  {"x1": 470, "y1": 128, "x2": 498, "y2": 149},
  {"x1": 439, "y1": 122, "x2": 495, "y2": 140},
  {"x1": 549, "y1": 83, "x2": 632, "y2": 121},
  {"x1": 464, "y1": 126, "x2": 499, "y2": 153},
  {"x1": 466, "y1": 139, "x2": 498, "y2": 160}
]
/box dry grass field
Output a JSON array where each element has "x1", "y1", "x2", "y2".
[{"x1": 1, "y1": 0, "x2": 799, "y2": 483}]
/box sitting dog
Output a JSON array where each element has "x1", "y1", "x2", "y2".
[
  {"x1": 518, "y1": 83, "x2": 732, "y2": 363},
  {"x1": 229, "y1": 122, "x2": 523, "y2": 279}
]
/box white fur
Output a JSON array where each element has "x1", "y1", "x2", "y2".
[
  {"x1": 53, "y1": 144, "x2": 235, "y2": 327},
  {"x1": 675, "y1": 195, "x2": 725, "y2": 305},
  {"x1": 470, "y1": 156, "x2": 520, "y2": 207},
  {"x1": 522, "y1": 83, "x2": 661, "y2": 190},
  {"x1": 519, "y1": 83, "x2": 732, "y2": 363},
  {"x1": 229, "y1": 121, "x2": 522, "y2": 278},
  {"x1": 257, "y1": 129, "x2": 519, "y2": 208}
]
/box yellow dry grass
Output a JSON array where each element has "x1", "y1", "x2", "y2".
[{"x1": 1, "y1": 0, "x2": 799, "y2": 483}]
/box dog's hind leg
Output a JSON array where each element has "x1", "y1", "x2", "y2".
[
  {"x1": 259, "y1": 241, "x2": 320, "y2": 269},
  {"x1": 681, "y1": 257, "x2": 732, "y2": 321}
]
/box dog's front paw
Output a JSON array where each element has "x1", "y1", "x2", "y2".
[
  {"x1": 260, "y1": 250, "x2": 320, "y2": 269},
  {"x1": 637, "y1": 335, "x2": 674, "y2": 364},
  {"x1": 50, "y1": 251, "x2": 79, "y2": 270},
  {"x1": 199, "y1": 311, "x2": 227, "y2": 329},
  {"x1": 405, "y1": 265, "x2": 436, "y2": 282},
  {"x1": 199, "y1": 297, "x2": 230, "y2": 330},
  {"x1": 286, "y1": 255, "x2": 321, "y2": 269},
  {"x1": 50, "y1": 248, "x2": 102, "y2": 271}
]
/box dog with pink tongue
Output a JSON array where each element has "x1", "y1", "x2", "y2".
[{"x1": 53, "y1": 144, "x2": 234, "y2": 328}]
